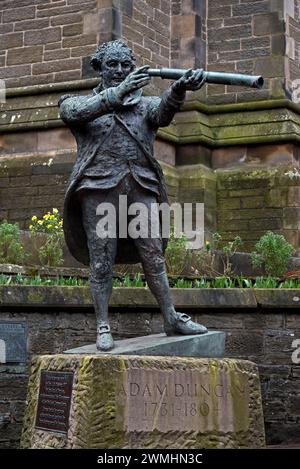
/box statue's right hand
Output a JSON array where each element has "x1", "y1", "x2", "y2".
[{"x1": 115, "y1": 66, "x2": 150, "y2": 100}]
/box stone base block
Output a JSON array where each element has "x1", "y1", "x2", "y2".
[
  {"x1": 64, "y1": 332, "x2": 225, "y2": 357},
  {"x1": 21, "y1": 355, "x2": 265, "y2": 449}
]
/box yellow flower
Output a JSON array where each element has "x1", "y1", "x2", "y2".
[
  {"x1": 53, "y1": 208, "x2": 58, "y2": 215},
  {"x1": 49, "y1": 215, "x2": 54, "y2": 220},
  {"x1": 31, "y1": 216, "x2": 37, "y2": 222},
  {"x1": 48, "y1": 225, "x2": 53, "y2": 229},
  {"x1": 29, "y1": 224, "x2": 33, "y2": 230},
  {"x1": 38, "y1": 220, "x2": 43, "y2": 225},
  {"x1": 59, "y1": 220, "x2": 63, "y2": 226},
  {"x1": 205, "y1": 240, "x2": 211, "y2": 252}
]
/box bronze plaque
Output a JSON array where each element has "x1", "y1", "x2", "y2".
[{"x1": 35, "y1": 370, "x2": 74, "y2": 434}]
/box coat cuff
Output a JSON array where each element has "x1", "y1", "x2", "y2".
[
  {"x1": 164, "y1": 85, "x2": 186, "y2": 109},
  {"x1": 100, "y1": 87, "x2": 123, "y2": 111}
]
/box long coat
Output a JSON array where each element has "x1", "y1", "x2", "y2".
[{"x1": 59, "y1": 85, "x2": 185, "y2": 265}]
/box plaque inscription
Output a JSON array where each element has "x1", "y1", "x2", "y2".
[{"x1": 35, "y1": 371, "x2": 73, "y2": 434}]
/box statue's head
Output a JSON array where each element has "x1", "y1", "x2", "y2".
[{"x1": 90, "y1": 40, "x2": 136, "y2": 89}]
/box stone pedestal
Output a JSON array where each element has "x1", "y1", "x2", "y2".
[{"x1": 21, "y1": 354, "x2": 265, "y2": 449}]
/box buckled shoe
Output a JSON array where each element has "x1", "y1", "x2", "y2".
[
  {"x1": 96, "y1": 322, "x2": 114, "y2": 351},
  {"x1": 164, "y1": 312, "x2": 207, "y2": 336}
]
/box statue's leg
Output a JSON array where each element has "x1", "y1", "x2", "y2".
[
  {"x1": 136, "y1": 239, "x2": 207, "y2": 335},
  {"x1": 131, "y1": 188, "x2": 207, "y2": 336},
  {"x1": 80, "y1": 190, "x2": 117, "y2": 351}
]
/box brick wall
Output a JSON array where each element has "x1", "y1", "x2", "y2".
[
  {"x1": 0, "y1": 298, "x2": 299, "y2": 447},
  {"x1": 1, "y1": 1, "x2": 299, "y2": 100},
  {"x1": 0, "y1": 150, "x2": 71, "y2": 228},
  {"x1": 121, "y1": 0, "x2": 171, "y2": 92},
  {"x1": 0, "y1": 0, "x2": 97, "y2": 88},
  {"x1": 0, "y1": 0, "x2": 172, "y2": 90},
  {"x1": 0, "y1": 135, "x2": 177, "y2": 231},
  {"x1": 285, "y1": 0, "x2": 300, "y2": 101},
  {"x1": 206, "y1": 0, "x2": 286, "y2": 104},
  {"x1": 171, "y1": 0, "x2": 206, "y2": 69},
  {"x1": 217, "y1": 164, "x2": 300, "y2": 251}
]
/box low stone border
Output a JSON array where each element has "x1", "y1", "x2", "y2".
[{"x1": 0, "y1": 285, "x2": 299, "y2": 309}]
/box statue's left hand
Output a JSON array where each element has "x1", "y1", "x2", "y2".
[{"x1": 172, "y1": 68, "x2": 206, "y2": 93}]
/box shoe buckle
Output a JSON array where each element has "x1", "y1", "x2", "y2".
[
  {"x1": 97, "y1": 323, "x2": 111, "y2": 334},
  {"x1": 177, "y1": 313, "x2": 191, "y2": 323}
]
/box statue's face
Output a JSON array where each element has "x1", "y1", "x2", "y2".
[{"x1": 100, "y1": 48, "x2": 134, "y2": 88}]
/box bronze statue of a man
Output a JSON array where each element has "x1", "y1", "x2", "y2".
[{"x1": 59, "y1": 40, "x2": 207, "y2": 351}]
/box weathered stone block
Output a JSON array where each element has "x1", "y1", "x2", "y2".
[
  {"x1": 283, "y1": 207, "x2": 300, "y2": 229},
  {"x1": 21, "y1": 355, "x2": 265, "y2": 449},
  {"x1": 241, "y1": 197, "x2": 264, "y2": 209},
  {"x1": 24, "y1": 28, "x2": 62, "y2": 46},
  {"x1": 253, "y1": 12, "x2": 284, "y2": 35},
  {"x1": 209, "y1": 6, "x2": 231, "y2": 19},
  {"x1": 264, "y1": 330, "x2": 297, "y2": 364},
  {"x1": 265, "y1": 188, "x2": 288, "y2": 208},
  {"x1": 0, "y1": 33, "x2": 24, "y2": 52},
  {"x1": 232, "y1": 2, "x2": 270, "y2": 16},
  {"x1": 254, "y1": 57, "x2": 284, "y2": 77},
  {"x1": 218, "y1": 198, "x2": 241, "y2": 209},
  {"x1": 271, "y1": 34, "x2": 285, "y2": 55},
  {"x1": 218, "y1": 208, "x2": 282, "y2": 221},
  {"x1": 218, "y1": 219, "x2": 249, "y2": 231},
  {"x1": 287, "y1": 187, "x2": 300, "y2": 207},
  {"x1": 7, "y1": 46, "x2": 43, "y2": 66},
  {"x1": 212, "y1": 24, "x2": 252, "y2": 41},
  {"x1": 226, "y1": 332, "x2": 264, "y2": 359},
  {"x1": 249, "y1": 218, "x2": 282, "y2": 231},
  {"x1": 3, "y1": 6, "x2": 35, "y2": 23}
]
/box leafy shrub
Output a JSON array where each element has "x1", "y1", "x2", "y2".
[
  {"x1": 251, "y1": 231, "x2": 293, "y2": 277},
  {"x1": 164, "y1": 229, "x2": 192, "y2": 276},
  {"x1": 0, "y1": 221, "x2": 26, "y2": 264},
  {"x1": 29, "y1": 208, "x2": 64, "y2": 267},
  {"x1": 192, "y1": 232, "x2": 242, "y2": 277}
]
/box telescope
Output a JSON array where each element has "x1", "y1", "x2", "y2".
[{"x1": 147, "y1": 68, "x2": 264, "y2": 89}]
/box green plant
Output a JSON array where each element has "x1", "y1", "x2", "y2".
[
  {"x1": 253, "y1": 276, "x2": 278, "y2": 288},
  {"x1": 114, "y1": 273, "x2": 145, "y2": 288},
  {"x1": 194, "y1": 278, "x2": 211, "y2": 288},
  {"x1": 0, "y1": 272, "x2": 299, "y2": 288},
  {"x1": 0, "y1": 273, "x2": 88, "y2": 286},
  {"x1": 222, "y1": 235, "x2": 243, "y2": 276},
  {"x1": 251, "y1": 231, "x2": 294, "y2": 277},
  {"x1": 192, "y1": 232, "x2": 242, "y2": 277},
  {"x1": 0, "y1": 221, "x2": 26, "y2": 264},
  {"x1": 29, "y1": 208, "x2": 64, "y2": 267},
  {"x1": 279, "y1": 278, "x2": 300, "y2": 288},
  {"x1": 212, "y1": 276, "x2": 236, "y2": 288},
  {"x1": 173, "y1": 278, "x2": 193, "y2": 288},
  {"x1": 164, "y1": 228, "x2": 192, "y2": 276}
]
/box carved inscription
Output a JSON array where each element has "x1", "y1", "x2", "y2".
[
  {"x1": 35, "y1": 371, "x2": 73, "y2": 434},
  {"x1": 118, "y1": 368, "x2": 249, "y2": 433}
]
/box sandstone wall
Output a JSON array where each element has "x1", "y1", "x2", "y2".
[{"x1": 0, "y1": 292, "x2": 299, "y2": 447}]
